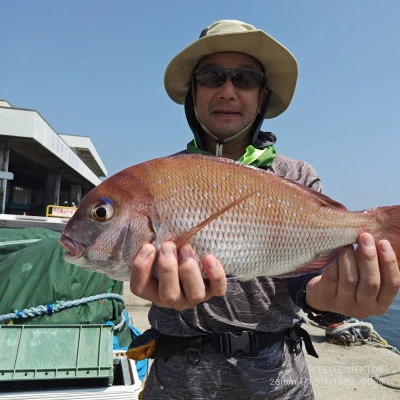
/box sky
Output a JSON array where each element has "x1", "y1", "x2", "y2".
[{"x1": 1, "y1": 1, "x2": 400, "y2": 213}]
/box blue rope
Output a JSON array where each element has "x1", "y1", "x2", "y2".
[{"x1": 0, "y1": 293, "x2": 125, "y2": 322}]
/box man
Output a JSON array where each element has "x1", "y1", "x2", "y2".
[{"x1": 130, "y1": 20, "x2": 400, "y2": 399}]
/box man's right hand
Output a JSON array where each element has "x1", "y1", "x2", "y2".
[{"x1": 130, "y1": 241, "x2": 227, "y2": 310}]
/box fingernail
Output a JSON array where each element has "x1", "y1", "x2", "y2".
[
  {"x1": 206, "y1": 256, "x2": 216, "y2": 270},
  {"x1": 180, "y1": 246, "x2": 192, "y2": 261},
  {"x1": 139, "y1": 245, "x2": 153, "y2": 259},
  {"x1": 381, "y1": 240, "x2": 392, "y2": 254},
  {"x1": 361, "y1": 234, "x2": 375, "y2": 248},
  {"x1": 161, "y1": 242, "x2": 175, "y2": 257}
]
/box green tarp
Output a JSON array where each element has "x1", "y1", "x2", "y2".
[{"x1": 0, "y1": 228, "x2": 131, "y2": 347}]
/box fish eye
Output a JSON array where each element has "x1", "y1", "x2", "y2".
[{"x1": 91, "y1": 203, "x2": 113, "y2": 221}]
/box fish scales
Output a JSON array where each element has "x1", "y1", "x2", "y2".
[
  {"x1": 134, "y1": 157, "x2": 363, "y2": 274},
  {"x1": 59, "y1": 154, "x2": 400, "y2": 281}
]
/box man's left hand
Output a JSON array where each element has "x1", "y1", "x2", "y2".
[{"x1": 305, "y1": 232, "x2": 400, "y2": 319}]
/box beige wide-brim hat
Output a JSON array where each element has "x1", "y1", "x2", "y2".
[{"x1": 164, "y1": 20, "x2": 298, "y2": 119}]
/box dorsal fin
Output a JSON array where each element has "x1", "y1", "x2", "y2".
[
  {"x1": 313, "y1": 191, "x2": 347, "y2": 209},
  {"x1": 175, "y1": 189, "x2": 261, "y2": 249}
]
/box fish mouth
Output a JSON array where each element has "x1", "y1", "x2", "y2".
[
  {"x1": 58, "y1": 234, "x2": 131, "y2": 281},
  {"x1": 59, "y1": 234, "x2": 85, "y2": 258}
]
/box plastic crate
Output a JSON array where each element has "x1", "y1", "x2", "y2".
[{"x1": 0, "y1": 325, "x2": 114, "y2": 390}]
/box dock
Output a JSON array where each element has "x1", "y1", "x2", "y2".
[{"x1": 0, "y1": 214, "x2": 67, "y2": 232}]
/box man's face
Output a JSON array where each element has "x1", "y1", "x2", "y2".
[{"x1": 194, "y1": 52, "x2": 264, "y2": 139}]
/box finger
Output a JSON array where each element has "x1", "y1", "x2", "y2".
[
  {"x1": 335, "y1": 245, "x2": 359, "y2": 308},
  {"x1": 130, "y1": 243, "x2": 158, "y2": 302},
  {"x1": 203, "y1": 254, "x2": 227, "y2": 297},
  {"x1": 375, "y1": 240, "x2": 400, "y2": 313},
  {"x1": 157, "y1": 241, "x2": 182, "y2": 306},
  {"x1": 178, "y1": 244, "x2": 207, "y2": 305},
  {"x1": 309, "y1": 259, "x2": 339, "y2": 311},
  {"x1": 355, "y1": 233, "x2": 381, "y2": 308}
]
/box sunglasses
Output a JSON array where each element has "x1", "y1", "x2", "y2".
[{"x1": 193, "y1": 67, "x2": 266, "y2": 89}]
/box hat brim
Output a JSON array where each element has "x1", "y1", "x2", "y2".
[{"x1": 164, "y1": 30, "x2": 298, "y2": 119}]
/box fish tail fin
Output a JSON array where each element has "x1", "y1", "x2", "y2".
[{"x1": 378, "y1": 205, "x2": 400, "y2": 259}]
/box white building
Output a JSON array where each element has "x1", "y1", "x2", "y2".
[{"x1": 0, "y1": 100, "x2": 107, "y2": 216}]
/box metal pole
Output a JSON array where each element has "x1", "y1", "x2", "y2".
[{"x1": 0, "y1": 140, "x2": 11, "y2": 214}]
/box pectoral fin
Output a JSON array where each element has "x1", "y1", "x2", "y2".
[{"x1": 175, "y1": 189, "x2": 261, "y2": 249}]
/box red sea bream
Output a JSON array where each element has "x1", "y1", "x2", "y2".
[{"x1": 59, "y1": 154, "x2": 400, "y2": 281}]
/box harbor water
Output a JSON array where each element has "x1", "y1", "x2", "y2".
[{"x1": 366, "y1": 293, "x2": 400, "y2": 350}]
